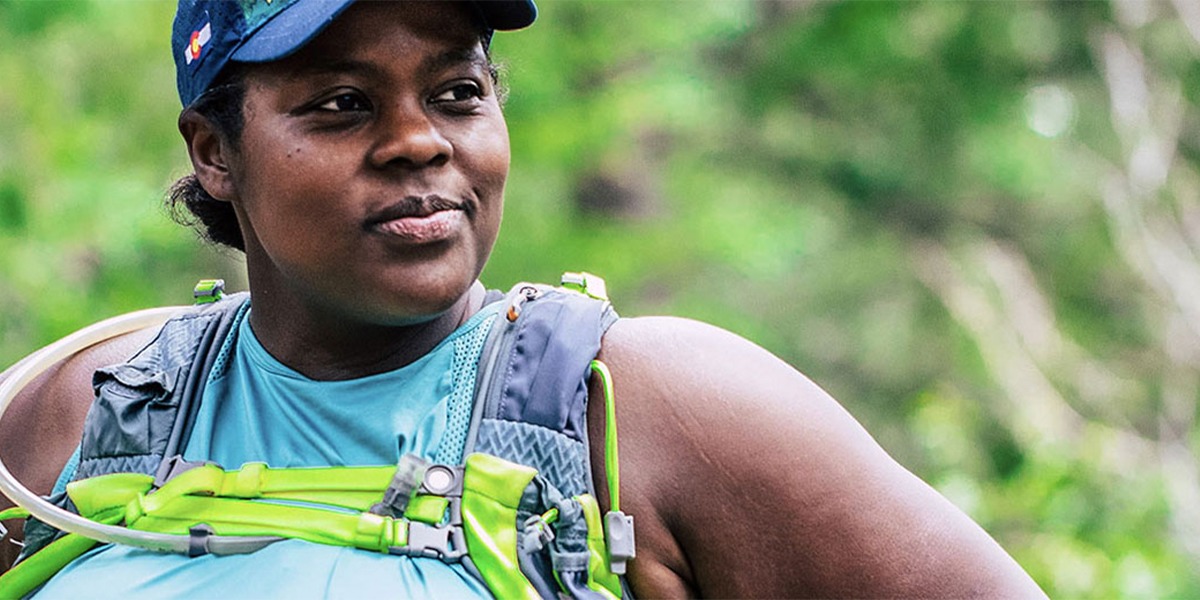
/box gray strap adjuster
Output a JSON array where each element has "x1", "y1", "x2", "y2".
[
  {"x1": 187, "y1": 523, "x2": 215, "y2": 557},
  {"x1": 604, "y1": 510, "x2": 636, "y2": 575},
  {"x1": 154, "y1": 455, "x2": 215, "y2": 489},
  {"x1": 186, "y1": 524, "x2": 281, "y2": 558},
  {"x1": 521, "y1": 513, "x2": 556, "y2": 553},
  {"x1": 371, "y1": 454, "x2": 432, "y2": 517}
]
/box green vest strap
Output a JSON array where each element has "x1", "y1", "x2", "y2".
[
  {"x1": 77, "y1": 463, "x2": 398, "y2": 513},
  {"x1": 0, "y1": 508, "x2": 123, "y2": 599},
  {"x1": 0, "y1": 506, "x2": 30, "y2": 521}
]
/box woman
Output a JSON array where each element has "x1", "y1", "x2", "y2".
[{"x1": 0, "y1": 0, "x2": 1044, "y2": 597}]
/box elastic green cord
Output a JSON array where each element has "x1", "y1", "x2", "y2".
[
  {"x1": 0, "y1": 507, "x2": 121, "y2": 598},
  {"x1": 0, "y1": 506, "x2": 30, "y2": 521},
  {"x1": 589, "y1": 360, "x2": 620, "y2": 512}
]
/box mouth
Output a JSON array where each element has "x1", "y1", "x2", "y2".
[{"x1": 365, "y1": 195, "x2": 469, "y2": 244}]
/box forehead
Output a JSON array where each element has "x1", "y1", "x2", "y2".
[{"x1": 247, "y1": 1, "x2": 487, "y2": 81}]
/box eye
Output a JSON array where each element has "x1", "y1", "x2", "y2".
[
  {"x1": 316, "y1": 92, "x2": 372, "y2": 112},
  {"x1": 432, "y1": 82, "x2": 484, "y2": 104}
]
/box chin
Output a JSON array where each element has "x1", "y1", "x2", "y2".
[{"x1": 360, "y1": 275, "x2": 475, "y2": 325}]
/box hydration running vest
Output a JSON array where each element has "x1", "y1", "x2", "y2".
[{"x1": 2, "y1": 274, "x2": 634, "y2": 599}]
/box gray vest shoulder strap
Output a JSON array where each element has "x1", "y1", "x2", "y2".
[
  {"x1": 466, "y1": 283, "x2": 622, "y2": 598},
  {"x1": 468, "y1": 283, "x2": 619, "y2": 499},
  {"x1": 76, "y1": 292, "x2": 249, "y2": 480}
]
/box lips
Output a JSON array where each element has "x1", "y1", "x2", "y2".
[{"x1": 365, "y1": 195, "x2": 469, "y2": 244}]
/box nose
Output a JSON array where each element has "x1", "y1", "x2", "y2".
[{"x1": 367, "y1": 102, "x2": 452, "y2": 170}]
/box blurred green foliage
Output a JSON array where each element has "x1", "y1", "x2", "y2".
[{"x1": 2, "y1": 1, "x2": 1199, "y2": 596}]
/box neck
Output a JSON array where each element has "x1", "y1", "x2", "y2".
[{"x1": 246, "y1": 282, "x2": 487, "y2": 381}]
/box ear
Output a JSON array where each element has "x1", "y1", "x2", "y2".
[{"x1": 179, "y1": 109, "x2": 237, "y2": 201}]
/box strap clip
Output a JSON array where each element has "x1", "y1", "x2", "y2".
[
  {"x1": 188, "y1": 523, "x2": 215, "y2": 557},
  {"x1": 390, "y1": 522, "x2": 468, "y2": 562},
  {"x1": 193, "y1": 279, "x2": 225, "y2": 304},
  {"x1": 370, "y1": 454, "x2": 432, "y2": 517},
  {"x1": 154, "y1": 454, "x2": 214, "y2": 489},
  {"x1": 604, "y1": 510, "x2": 636, "y2": 575},
  {"x1": 561, "y1": 271, "x2": 608, "y2": 301},
  {"x1": 521, "y1": 513, "x2": 556, "y2": 553}
]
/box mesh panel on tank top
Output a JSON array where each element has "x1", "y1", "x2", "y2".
[{"x1": 435, "y1": 309, "x2": 498, "y2": 464}]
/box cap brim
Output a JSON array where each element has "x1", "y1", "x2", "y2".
[
  {"x1": 231, "y1": 0, "x2": 357, "y2": 63},
  {"x1": 232, "y1": 0, "x2": 536, "y2": 64},
  {"x1": 477, "y1": 1, "x2": 538, "y2": 31}
]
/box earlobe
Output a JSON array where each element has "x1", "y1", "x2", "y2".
[{"x1": 179, "y1": 110, "x2": 237, "y2": 201}]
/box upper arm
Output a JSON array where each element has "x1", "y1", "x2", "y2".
[
  {"x1": 592, "y1": 316, "x2": 1044, "y2": 598},
  {"x1": 0, "y1": 324, "x2": 161, "y2": 571}
]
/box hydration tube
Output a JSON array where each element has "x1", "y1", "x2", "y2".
[{"x1": 0, "y1": 306, "x2": 275, "y2": 555}]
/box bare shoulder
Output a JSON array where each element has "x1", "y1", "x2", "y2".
[
  {"x1": 0, "y1": 323, "x2": 162, "y2": 490},
  {"x1": 0, "y1": 322, "x2": 162, "y2": 569},
  {"x1": 592, "y1": 316, "x2": 1044, "y2": 598}
]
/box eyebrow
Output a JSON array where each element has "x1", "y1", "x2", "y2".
[
  {"x1": 419, "y1": 46, "x2": 489, "y2": 74},
  {"x1": 290, "y1": 46, "x2": 488, "y2": 81}
]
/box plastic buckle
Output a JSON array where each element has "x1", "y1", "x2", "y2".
[
  {"x1": 604, "y1": 510, "x2": 636, "y2": 575},
  {"x1": 371, "y1": 454, "x2": 432, "y2": 517},
  {"x1": 193, "y1": 279, "x2": 225, "y2": 304},
  {"x1": 561, "y1": 272, "x2": 608, "y2": 301},
  {"x1": 153, "y1": 455, "x2": 212, "y2": 489},
  {"x1": 390, "y1": 522, "x2": 468, "y2": 562}
]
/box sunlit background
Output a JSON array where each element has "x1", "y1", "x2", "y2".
[{"x1": 2, "y1": 1, "x2": 1199, "y2": 595}]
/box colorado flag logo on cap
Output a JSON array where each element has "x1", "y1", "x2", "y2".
[{"x1": 184, "y1": 22, "x2": 211, "y2": 65}]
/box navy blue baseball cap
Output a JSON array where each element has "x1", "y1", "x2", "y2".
[{"x1": 173, "y1": 0, "x2": 537, "y2": 107}]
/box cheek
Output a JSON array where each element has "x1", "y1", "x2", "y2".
[
  {"x1": 232, "y1": 167, "x2": 348, "y2": 267},
  {"x1": 492, "y1": 123, "x2": 512, "y2": 177},
  {"x1": 465, "y1": 124, "x2": 508, "y2": 263},
  {"x1": 237, "y1": 133, "x2": 344, "y2": 225},
  {"x1": 468, "y1": 116, "x2": 511, "y2": 190},
  {"x1": 478, "y1": 129, "x2": 509, "y2": 227}
]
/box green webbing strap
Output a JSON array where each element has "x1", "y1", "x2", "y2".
[
  {"x1": 61, "y1": 463, "x2": 469, "y2": 552},
  {"x1": 589, "y1": 360, "x2": 636, "y2": 576},
  {"x1": 0, "y1": 507, "x2": 121, "y2": 599},
  {"x1": 0, "y1": 459, "x2": 484, "y2": 597},
  {"x1": 589, "y1": 360, "x2": 620, "y2": 512},
  {"x1": 133, "y1": 463, "x2": 397, "y2": 512},
  {"x1": 126, "y1": 495, "x2": 412, "y2": 551},
  {"x1": 0, "y1": 505, "x2": 29, "y2": 522},
  {"x1": 66, "y1": 465, "x2": 403, "y2": 522},
  {"x1": 458, "y1": 453, "x2": 542, "y2": 600},
  {"x1": 0, "y1": 464, "x2": 437, "y2": 598},
  {"x1": 576, "y1": 494, "x2": 623, "y2": 599}
]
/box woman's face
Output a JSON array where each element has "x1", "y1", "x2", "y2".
[{"x1": 222, "y1": 1, "x2": 509, "y2": 325}]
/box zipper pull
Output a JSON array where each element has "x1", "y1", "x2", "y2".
[{"x1": 506, "y1": 285, "x2": 541, "y2": 322}]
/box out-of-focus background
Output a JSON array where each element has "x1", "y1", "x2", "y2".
[{"x1": 2, "y1": 0, "x2": 1198, "y2": 595}]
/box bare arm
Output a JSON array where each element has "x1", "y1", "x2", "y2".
[
  {"x1": 0, "y1": 326, "x2": 161, "y2": 571},
  {"x1": 590, "y1": 316, "x2": 1044, "y2": 598}
]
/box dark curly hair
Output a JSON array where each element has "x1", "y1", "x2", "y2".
[{"x1": 166, "y1": 35, "x2": 503, "y2": 253}]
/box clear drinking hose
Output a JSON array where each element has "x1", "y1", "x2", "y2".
[{"x1": 0, "y1": 307, "x2": 204, "y2": 553}]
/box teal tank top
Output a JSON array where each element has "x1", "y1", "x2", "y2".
[{"x1": 33, "y1": 301, "x2": 501, "y2": 599}]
